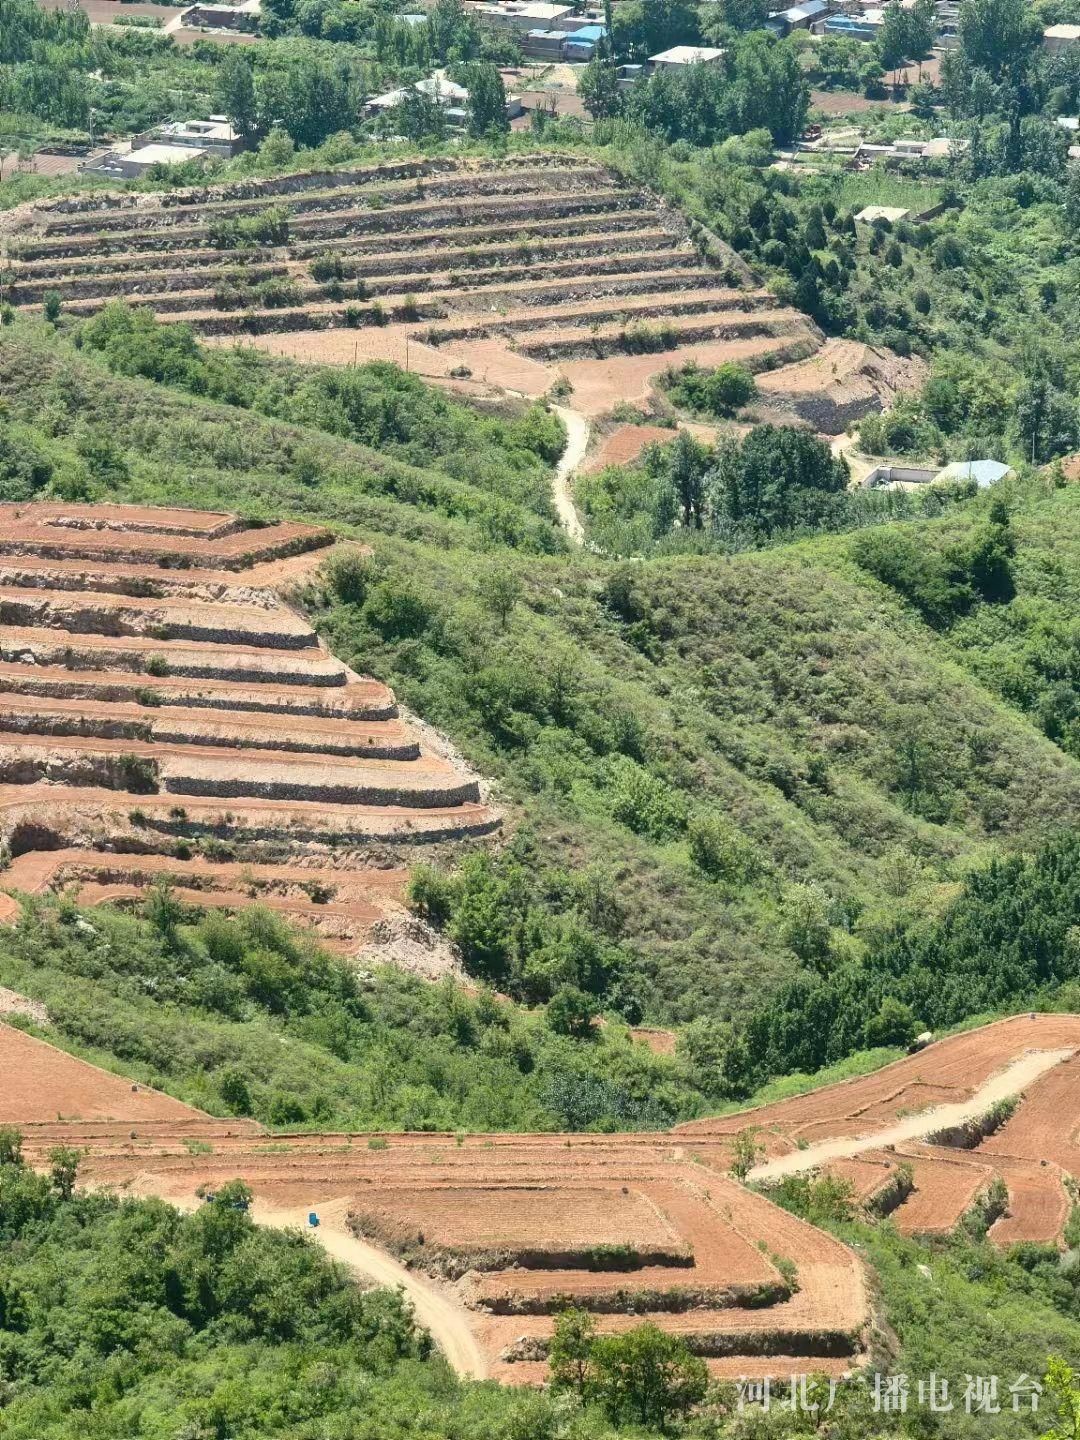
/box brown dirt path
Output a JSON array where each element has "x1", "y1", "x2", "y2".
[
  {"x1": 254, "y1": 1199, "x2": 488, "y2": 1379},
  {"x1": 750, "y1": 1047, "x2": 1075, "y2": 1181}
]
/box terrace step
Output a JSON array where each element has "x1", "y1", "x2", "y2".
[
  {"x1": 38, "y1": 249, "x2": 702, "y2": 320},
  {"x1": 8, "y1": 261, "x2": 293, "y2": 307},
  {"x1": 162, "y1": 275, "x2": 751, "y2": 339},
  {"x1": 0, "y1": 517, "x2": 333, "y2": 570},
  {"x1": 0, "y1": 784, "x2": 500, "y2": 847},
  {"x1": 1, "y1": 849, "x2": 407, "y2": 954},
  {"x1": 13, "y1": 190, "x2": 643, "y2": 261},
  {"x1": 494, "y1": 1313, "x2": 861, "y2": 1363},
  {"x1": 0, "y1": 541, "x2": 365, "y2": 600},
  {"x1": 8, "y1": 210, "x2": 669, "y2": 281},
  {"x1": 516, "y1": 310, "x2": 807, "y2": 362},
  {"x1": 0, "y1": 693, "x2": 418, "y2": 759},
  {"x1": 0, "y1": 733, "x2": 479, "y2": 808},
  {"x1": 34, "y1": 166, "x2": 617, "y2": 235},
  {"x1": 0, "y1": 502, "x2": 240, "y2": 539},
  {"x1": 12, "y1": 231, "x2": 685, "y2": 308},
  {"x1": 0, "y1": 627, "x2": 349, "y2": 686},
  {"x1": 0, "y1": 586, "x2": 317, "y2": 650},
  {"x1": 0, "y1": 661, "x2": 397, "y2": 719},
  {"x1": 424, "y1": 287, "x2": 773, "y2": 343}
]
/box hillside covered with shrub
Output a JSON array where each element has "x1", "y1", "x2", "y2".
[{"x1": 4, "y1": 319, "x2": 1080, "y2": 1040}]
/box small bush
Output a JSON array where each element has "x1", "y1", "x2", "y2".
[
  {"x1": 325, "y1": 549, "x2": 373, "y2": 605},
  {"x1": 119, "y1": 754, "x2": 158, "y2": 794},
  {"x1": 604, "y1": 757, "x2": 688, "y2": 841}
]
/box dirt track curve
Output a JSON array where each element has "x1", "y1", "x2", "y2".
[
  {"x1": 551, "y1": 405, "x2": 589, "y2": 543},
  {"x1": 255, "y1": 1199, "x2": 488, "y2": 1379}
]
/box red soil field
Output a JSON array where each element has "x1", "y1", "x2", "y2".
[
  {"x1": 680, "y1": 1015, "x2": 1080, "y2": 1245},
  {"x1": 351, "y1": 1182, "x2": 682, "y2": 1256},
  {"x1": 0, "y1": 1024, "x2": 201, "y2": 1125}
]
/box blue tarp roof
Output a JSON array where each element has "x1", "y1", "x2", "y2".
[{"x1": 567, "y1": 23, "x2": 606, "y2": 39}]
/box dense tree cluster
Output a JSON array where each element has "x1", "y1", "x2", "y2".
[
  {"x1": 716, "y1": 830, "x2": 1080, "y2": 1096},
  {"x1": 580, "y1": 31, "x2": 809, "y2": 146},
  {"x1": 577, "y1": 425, "x2": 857, "y2": 551}
]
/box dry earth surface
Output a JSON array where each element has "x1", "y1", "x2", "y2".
[
  {"x1": 5, "y1": 1015, "x2": 1080, "y2": 1383},
  {"x1": 1, "y1": 154, "x2": 919, "y2": 435},
  {"x1": 0, "y1": 502, "x2": 498, "y2": 962}
]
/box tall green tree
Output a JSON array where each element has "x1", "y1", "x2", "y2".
[
  {"x1": 958, "y1": 0, "x2": 1039, "y2": 81},
  {"x1": 578, "y1": 55, "x2": 624, "y2": 117},
  {"x1": 217, "y1": 48, "x2": 257, "y2": 138},
  {"x1": 464, "y1": 61, "x2": 509, "y2": 137},
  {"x1": 590, "y1": 1324, "x2": 708, "y2": 1429}
]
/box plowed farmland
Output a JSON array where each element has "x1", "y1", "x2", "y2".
[
  {"x1": 4, "y1": 1023, "x2": 871, "y2": 1385},
  {"x1": 0, "y1": 502, "x2": 498, "y2": 953},
  {"x1": 8, "y1": 1014, "x2": 1080, "y2": 1384},
  {"x1": 679, "y1": 1014, "x2": 1080, "y2": 1246},
  {"x1": 1, "y1": 154, "x2": 829, "y2": 419}
]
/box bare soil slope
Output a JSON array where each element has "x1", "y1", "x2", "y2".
[{"x1": 0, "y1": 503, "x2": 498, "y2": 954}]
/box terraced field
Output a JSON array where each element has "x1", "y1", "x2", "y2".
[
  {"x1": 0, "y1": 1018, "x2": 871, "y2": 1386},
  {"x1": 6, "y1": 1014, "x2": 1080, "y2": 1383},
  {"x1": 1, "y1": 154, "x2": 824, "y2": 418},
  {"x1": 679, "y1": 1014, "x2": 1080, "y2": 1247},
  {"x1": 0, "y1": 502, "x2": 498, "y2": 953}
]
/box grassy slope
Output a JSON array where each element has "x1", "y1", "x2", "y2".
[{"x1": 3, "y1": 326, "x2": 1080, "y2": 1022}]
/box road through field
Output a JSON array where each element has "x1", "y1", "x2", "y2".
[
  {"x1": 551, "y1": 405, "x2": 588, "y2": 543},
  {"x1": 750, "y1": 1047, "x2": 1075, "y2": 1181},
  {"x1": 253, "y1": 1201, "x2": 488, "y2": 1379}
]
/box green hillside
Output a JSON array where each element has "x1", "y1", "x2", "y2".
[{"x1": 3, "y1": 318, "x2": 1080, "y2": 1033}]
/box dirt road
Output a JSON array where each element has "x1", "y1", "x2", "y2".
[
  {"x1": 750, "y1": 1047, "x2": 1075, "y2": 1181},
  {"x1": 551, "y1": 405, "x2": 588, "y2": 543},
  {"x1": 253, "y1": 1200, "x2": 488, "y2": 1379}
]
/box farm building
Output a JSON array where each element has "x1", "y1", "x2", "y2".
[
  {"x1": 522, "y1": 23, "x2": 605, "y2": 59},
  {"x1": 83, "y1": 142, "x2": 208, "y2": 180},
  {"x1": 854, "y1": 137, "x2": 960, "y2": 163},
  {"x1": 465, "y1": 1, "x2": 577, "y2": 33},
  {"x1": 563, "y1": 23, "x2": 607, "y2": 58},
  {"x1": 854, "y1": 204, "x2": 910, "y2": 223},
  {"x1": 823, "y1": 13, "x2": 878, "y2": 38},
  {"x1": 522, "y1": 27, "x2": 566, "y2": 58},
  {"x1": 180, "y1": 0, "x2": 259, "y2": 28},
  {"x1": 366, "y1": 70, "x2": 524, "y2": 124},
  {"x1": 934, "y1": 459, "x2": 1013, "y2": 488},
  {"x1": 1044, "y1": 22, "x2": 1080, "y2": 53},
  {"x1": 616, "y1": 62, "x2": 646, "y2": 89},
  {"x1": 649, "y1": 45, "x2": 726, "y2": 69},
  {"x1": 863, "y1": 459, "x2": 1014, "y2": 489},
  {"x1": 767, "y1": 0, "x2": 828, "y2": 36},
  {"x1": 144, "y1": 117, "x2": 245, "y2": 158}
]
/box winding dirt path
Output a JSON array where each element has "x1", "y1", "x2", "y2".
[
  {"x1": 252, "y1": 1200, "x2": 488, "y2": 1379},
  {"x1": 750, "y1": 1047, "x2": 1075, "y2": 1182},
  {"x1": 551, "y1": 404, "x2": 589, "y2": 543}
]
